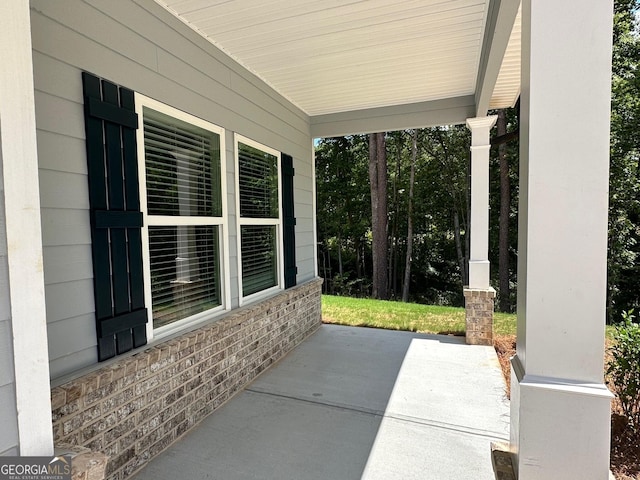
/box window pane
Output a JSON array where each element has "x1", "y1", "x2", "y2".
[
  {"x1": 241, "y1": 225, "x2": 277, "y2": 296},
  {"x1": 238, "y1": 142, "x2": 278, "y2": 218},
  {"x1": 149, "y1": 225, "x2": 221, "y2": 328},
  {"x1": 144, "y1": 107, "x2": 222, "y2": 217}
]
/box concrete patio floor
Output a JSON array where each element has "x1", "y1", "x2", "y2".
[{"x1": 131, "y1": 324, "x2": 510, "y2": 480}]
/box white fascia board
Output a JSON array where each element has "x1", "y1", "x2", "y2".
[
  {"x1": 309, "y1": 95, "x2": 476, "y2": 138},
  {"x1": 475, "y1": 0, "x2": 520, "y2": 117}
]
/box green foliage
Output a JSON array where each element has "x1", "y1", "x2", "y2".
[
  {"x1": 316, "y1": 135, "x2": 371, "y2": 294},
  {"x1": 607, "y1": 310, "x2": 640, "y2": 432},
  {"x1": 316, "y1": 128, "x2": 478, "y2": 305},
  {"x1": 608, "y1": 0, "x2": 640, "y2": 321},
  {"x1": 331, "y1": 272, "x2": 370, "y2": 298},
  {"x1": 315, "y1": 117, "x2": 521, "y2": 307}
]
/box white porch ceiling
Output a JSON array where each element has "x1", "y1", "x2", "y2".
[{"x1": 154, "y1": 0, "x2": 520, "y2": 119}]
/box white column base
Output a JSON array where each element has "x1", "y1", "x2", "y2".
[
  {"x1": 510, "y1": 356, "x2": 613, "y2": 480},
  {"x1": 468, "y1": 260, "x2": 490, "y2": 289}
]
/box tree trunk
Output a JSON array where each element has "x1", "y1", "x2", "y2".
[
  {"x1": 453, "y1": 210, "x2": 467, "y2": 285},
  {"x1": 497, "y1": 109, "x2": 511, "y2": 312},
  {"x1": 355, "y1": 237, "x2": 362, "y2": 279},
  {"x1": 377, "y1": 133, "x2": 389, "y2": 300},
  {"x1": 369, "y1": 134, "x2": 377, "y2": 297},
  {"x1": 322, "y1": 247, "x2": 328, "y2": 293},
  {"x1": 402, "y1": 130, "x2": 417, "y2": 302},
  {"x1": 388, "y1": 139, "x2": 401, "y2": 297},
  {"x1": 369, "y1": 133, "x2": 389, "y2": 299},
  {"x1": 327, "y1": 247, "x2": 333, "y2": 294}
]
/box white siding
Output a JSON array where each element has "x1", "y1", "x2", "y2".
[
  {"x1": 0, "y1": 184, "x2": 19, "y2": 455},
  {"x1": 31, "y1": 0, "x2": 315, "y2": 378},
  {"x1": 0, "y1": 385, "x2": 19, "y2": 455}
]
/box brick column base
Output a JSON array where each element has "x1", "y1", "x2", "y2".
[{"x1": 463, "y1": 287, "x2": 495, "y2": 346}]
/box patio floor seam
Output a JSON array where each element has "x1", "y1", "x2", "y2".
[
  {"x1": 380, "y1": 413, "x2": 509, "y2": 441},
  {"x1": 244, "y1": 387, "x2": 386, "y2": 417},
  {"x1": 245, "y1": 387, "x2": 508, "y2": 442}
]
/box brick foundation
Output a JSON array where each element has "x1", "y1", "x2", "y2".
[
  {"x1": 463, "y1": 287, "x2": 495, "y2": 346},
  {"x1": 51, "y1": 278, "x2": 323, "y2": 480},
  {"x1": 56, "y1": 444, "x2": 109, "y2": 480}
]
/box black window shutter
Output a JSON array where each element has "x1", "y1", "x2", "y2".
[
  {"x1": 82, "y1": 72, "x2": 148, "y2": 361},
  {"x1": 281, "y1": 153, "x2": 297, "y2": 289}
]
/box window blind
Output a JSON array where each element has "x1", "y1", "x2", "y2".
[
  {"x1": 241, "y1": 225, "x2": 277, "y2": 296},
  {"x1": 143, "y1": 107, "x2": 222, "y2": 217},
  {"x1": 238, "y1": 142, "x2": 278, "y2": 218},
  {"x1": 149, "y1": 225, "x2": 221, "y2": 328}
]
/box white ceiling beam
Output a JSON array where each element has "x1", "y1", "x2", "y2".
[
  {"x1": 310, "y1": 95, "x2": 476, "y2": 138},
  {"x1": 474, "y1": 0, "x2": 520, "y2": 116}
]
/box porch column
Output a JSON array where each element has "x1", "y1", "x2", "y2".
[
  {"x1": 0, "y1": 0, "x2": 53, "y2": 455},
  {"x1": 464, "y1": 115, "x2": 497, "y2": 346},
  {"x1": 511, "y1": 1, "x2": 613, "y2": 479}
]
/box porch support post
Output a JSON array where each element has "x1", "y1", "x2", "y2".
[
  {"x1": 464, "y1": 115, "x2": 497, "y2": 346},
  {"x1": 0, "y1": 0, "x2": 53, "y2": 455},
  {"x1": 511, "y1": 1, "x2": 613, "y2": 479}
]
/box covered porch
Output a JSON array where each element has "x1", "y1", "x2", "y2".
[
  {"x1": 0, "y1": 0, "x2": 615, "y2": 479},
  {"x1": 130, "y1": 324, "x2": 510, "y2": 480}
]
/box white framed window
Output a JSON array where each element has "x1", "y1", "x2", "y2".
[
  {"x1": 235, "y1": 135, "x2": 283, "y2": 304},
  {"x1": 136, "y1": 95, "x2": 230, "y2": 339}
]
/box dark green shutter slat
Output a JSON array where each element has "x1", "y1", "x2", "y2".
[
  {"x1": 121, "y1": 88, "x2": 141, "y2": 211},
  {"x1": 83, "y1": 74, "x2": 108, "y2": 211},
  {"x1": 282, "y1": 164, "x2": 295, "y2": 176},
  {"x1": 93, "y1": 231, "x2": 112, "y2": 320},
  {"x1": 282, "y1": 153, "x2": 297, "y2": 289},
  {"x1": 94, "y1": 211, "x2": 143, "y2": 228},
  {"x1": 98, "y1": 309, "x2": 148, "y2": 337},
  {"x1": 132, "y1": 325, "x2": 147, "y2": 348},
  {"x1": 98, "y1": 337, "x2": 116, "y2": 361},
  {"x1": 83, "y1": 74, "x2": 114, "y2": 321},
  {"x1": 87, "y1": 97, "x2": 138, "y2": 129},
  {"x1": 83, "y1": 71, "x2": 148, "y2": 362},
  {"x1": 102, "y1": 81, "x2": 129, "y2": 316},
  {"x1": 116, "y1": 332, "x2": 134, "y2": 355},
  {"x1": 119, "y1": 88, "x2": 145, "y2": 311},
  {"x1": 129, "y1": 229, "x2": 145, "y2": 310},
  {"x1": 103, "y1": 82, "x2": 125, "y2": 210},
  {"x1": 112, "y1": 229, "x2": 130, "y2": 315}
]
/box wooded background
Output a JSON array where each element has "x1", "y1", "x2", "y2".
[{"x1": 315, "y1": 0, "x2": 639, "y2": 322}]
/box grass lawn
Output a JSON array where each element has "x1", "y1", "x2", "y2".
[
  {"x1": 322, "y1": 294, "x2": 617, "y2": 340},
  {"x1": 321, "y1": 294, "x2": 517, "y2": 335}
]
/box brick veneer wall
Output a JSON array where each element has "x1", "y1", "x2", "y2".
[
  {"x1": 463, "y1": 287, "x2": 495, "y2": 346},
  {"x1": 50, "y1": 278, "x2": 323, "y2": 480}
]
